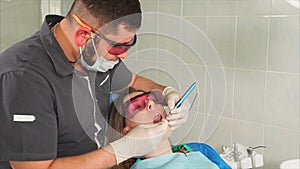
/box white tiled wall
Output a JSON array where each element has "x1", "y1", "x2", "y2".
[
  {"x1": 132, "y1": 0, "x2": 299, "y2": 168},
  {"x1": 0, "y1": 0, "x2": 64, "y2": 52},
  {"x1": 0, "y1": 0, "x2": 41, "y2": 52}
]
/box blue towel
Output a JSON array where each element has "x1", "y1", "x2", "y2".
[
  {"x1": 186, "y1": 143, "x2": 231, "y2": 169},
  {"x1": 130, "y1": 152, "x2": 219, "y2": 169}
]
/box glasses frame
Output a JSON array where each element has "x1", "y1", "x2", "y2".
[
  {"x1": 71, "y1": 13, "x2": 137, "y2": 52},
  {"x1": 122, "y1": 90, "x2": 166, "y2": 119}
]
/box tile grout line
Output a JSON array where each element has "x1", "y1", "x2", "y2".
[
  {"x1": 262, "y1": 0, "x2": 273, "y2": 155},
  {"x1": 156, "y1": 0, "x2": 160, "y2": 81},
  {"x1": 230, "y1": 14, "x2": 238, "y2": 145},
  {"x1": 266, "y1": 0, "x2": 274, "y2": 151},
  {"x1": 203, "y1": 0, "x2": 209, "y2": 120}
]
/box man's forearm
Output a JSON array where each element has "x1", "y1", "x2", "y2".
[
  {"x1": 50, "y1": 145, "x2": 116, "y2": 169},
  {"x1": 130, "y1": 74, "x2": 166, "y2": 91},
  {"x1": 10, "y1": 145, "x2": 117, "y2": 169}
]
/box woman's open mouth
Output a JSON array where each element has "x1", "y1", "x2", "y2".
[{"x1": 153, "y1": 112, "x2": 165, "y2": 124}]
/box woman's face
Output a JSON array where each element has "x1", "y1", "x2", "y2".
[{"x1": 122, "y1": 91, "x2": 167, "y2": 129}]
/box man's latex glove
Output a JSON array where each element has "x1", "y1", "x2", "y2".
[
  {"x1": 109, "y1": 119, "x2": 169, "y2": 164},
  {"x1": 163, "y1": 87, "x2": 190, "y2": 130}
]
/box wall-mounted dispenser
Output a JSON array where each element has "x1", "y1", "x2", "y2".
[
  {"x1": 220, "y1": 143, "x2": 266, "y2": 169},
  {"x1": 247, "y1": 145, "x2": 266, "y2": 168}
]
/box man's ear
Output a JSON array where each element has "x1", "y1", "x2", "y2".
[
  {"x1": 123, "y1": 126, "x2": 132, "y2": 135},
  {"x1": 74, "y1": 27, "x2": 91, "y2": 46}
]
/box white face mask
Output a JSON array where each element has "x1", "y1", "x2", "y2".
[
  {"x1": 80, "y1": 53, "x2": 119, "y2": 72},
  {"x1": 79, "y1": 36, "x2": 119, "y2": 72}
]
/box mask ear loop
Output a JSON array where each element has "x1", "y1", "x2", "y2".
[
  {"x1": 90, "y1": 32, "x2": 101, "y2": 59},
  {"x1": 79, "y1": 34, "x2": 94, "y2": 64},
  {"x1": 78, "y1": 45, "x2": 85, "y2": 65},
  {"x1": 79, "y1": 46, "x2": 83, "y2": 58}
]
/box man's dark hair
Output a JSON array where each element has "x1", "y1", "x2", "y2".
[{"x1": 67, "y1": 0, "x2": 142, "y2": 34}]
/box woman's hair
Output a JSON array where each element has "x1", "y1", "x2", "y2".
[
  {"x1": 67, "y1": 0, "x2": 141, "y2": 34},
  {"x1": 107, "y1": 87, "x2": 140, "y2": 169}
]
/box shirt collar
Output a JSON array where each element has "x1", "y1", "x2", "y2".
[{"x1": 40, "y1": 15, "x2": 74, "y2": 77}]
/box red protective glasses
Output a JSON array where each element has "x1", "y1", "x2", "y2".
[
  {"x1": 72, "y1": 13, "x2": 137, "y2": 55},
  {"x1": 123, "y1": 90, "x2": 167, "y2": 119},
  {"x1": 94, "y1": 33, "x2": 136, "y2": 55}
]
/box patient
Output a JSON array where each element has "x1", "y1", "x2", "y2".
[{"x1": 107, "y1": 87, "x2": 225, "y2": 169}]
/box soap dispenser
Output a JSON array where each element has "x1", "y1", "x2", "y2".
[{"x1": 246, "y1": 145, "x2": 266, "y2": 168}]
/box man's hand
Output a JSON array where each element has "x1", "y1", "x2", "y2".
[
  {"x1": 109, "y1": 119, "x2": 169, "y2": 164},
  {"x1": 163, "y1": 87, "x2": 190, "y2": 130}
]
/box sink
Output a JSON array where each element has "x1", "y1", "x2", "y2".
[{"x1": 280, "y1": 159, "x2": 300, "y2": 169}]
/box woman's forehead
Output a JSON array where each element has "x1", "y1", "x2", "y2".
[{"x1": 123, "y1": 91, "x2": 144, "y2": 103}]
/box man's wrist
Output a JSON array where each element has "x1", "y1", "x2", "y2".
[
  {"x1": 102, "y1": 144, "x2": 118, "y2": 165},
  {"x1": 109, "y1": 138, "x2": 132, "y2": 164}
]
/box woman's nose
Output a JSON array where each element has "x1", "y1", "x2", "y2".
[{"x1": 146, "y1": 100, "x2": 155, "y2": 110}]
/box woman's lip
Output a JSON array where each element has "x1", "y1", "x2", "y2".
[
  {"x1": 153, "y1": 112, "x2": 165, "y2": 124},
  {"x1": 153, "y1": 115, "x2": 162, "y2": 123}
]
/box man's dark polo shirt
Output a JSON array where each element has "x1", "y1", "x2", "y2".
[{"x1": 0, "y1": 15, "x2": 132, "y2": 168}]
